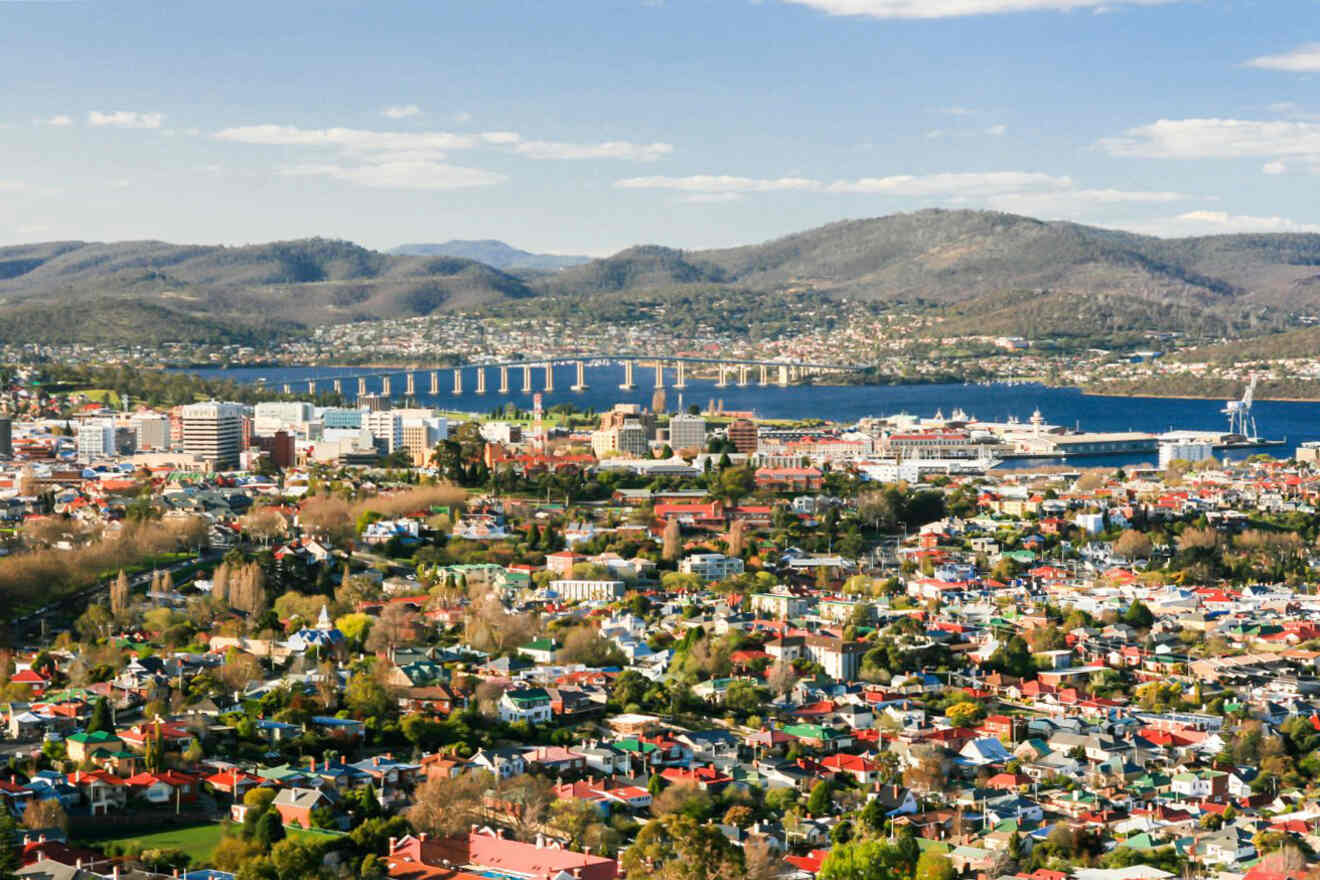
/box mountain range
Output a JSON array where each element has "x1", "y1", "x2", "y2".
[
  {"x1": 4, "y1": 210, "x2": 1320, "y2": 345},
  {"x1": 389, "y1": 240, "x2": 592, "y2": 272}
]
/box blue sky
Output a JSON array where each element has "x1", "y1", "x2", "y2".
[{"x1": 1, "y1": 0, "x2": 1318, "y2": 254}]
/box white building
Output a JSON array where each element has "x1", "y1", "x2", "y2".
[
  {"x1": 550, "y1": 579, "x2": 627, "y2": 602},
  {"x1": 668, "y1": 413, "x2": 707, "y2": 451},
  {"x1": 679, "y1": 553, "x2": 745, "y2": 582},
  {"x1": 1159, "y1": 441, "x2": 1214, "y2": 469},
  {"x1": 181, "y1": 402, "x2": 245, "y2": 471},
  {"x1": 364, "y1": 411, "x2": 403, "y2": 454},
  {"x1": 253, "y1": 401, "x2": 314, "y2": 436},
  {"x1": 77, "y1": 417, "x2": 117, "y2": 462}
]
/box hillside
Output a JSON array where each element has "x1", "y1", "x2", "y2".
[
  {"x1": 547, "y1": 209, "x2": 1320, "y2": 313},
  {"x1": 390, "y1": 240, "x2": 591, "y2": 272},
  {"x1": 8, "y1": 211, "x2": 1320, "y2": 346},
  {"x1": 0, "y1": 238, "x2": 535, "y2": 343}
]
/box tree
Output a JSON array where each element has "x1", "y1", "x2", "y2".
[
  {"x1": 344, "y1": 668, "x2": 392, "y2": 719},
  {"x1": 806, "y1": 780, "x2": 833, "y2": 817},
  {"x1": 819, "y1": 837, "x2": 919, "y2": 880},
  {"x1": 1123, "y1": 600, "x2": 1154, "y2": 629},
  {"x1": 915, "y1": 851, "x2": 956, "y2": 880},
  {"x1": 0, "y1": 811, "x2": 21, "y2": 880},
  {"x1": 768, "y1": 660, "x2": 798, "y2": 697},
  {"x1": 946, "y1": 700, "x2": 985, "y2": 729},
  {"x1": 1113, "y1": 529, "x2": 1153, "y2": 561},
  {"x1": 495, "y1": 773, "x2": 556, "y2": 841},
  {"x1": 86, "y1": 697, "x2": 113, "y2": 734},
  {"x1": 726, "y1": 519, "x2": 746, "y2": 558},
  {"x1": 621, "y1": 813, "x2": 743, "y2": 880},
  {"x1": 364, "y1": 603, "x2": 418, "y2": 659},
  {"x1": 110, "y1": 569, "x2": 131, "y2": 617},
  {"x1": 270, "y1": 839, "x2": 320, "y2": 878},
  {"x1": 662, "y1": 519, "x2": 681, "y2": 562},
  {"x1": 253, "y1": 809, "x2": 285, "y2": 848},
  {"x1": 407, "y1": 772, "x2": 494, "y2": 839},
  {"x1": 22, "y1": 798, "x2": 68, "y2": 833}
]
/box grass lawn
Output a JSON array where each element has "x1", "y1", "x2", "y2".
[
  {"x1": 84, "y1": 823, "x2": 341, "y2": 866},
  {"x1": 80, "y1": 388, "x2": 123, "y2": 408},
  {"x1": 83, "y1": 822, "x2": 226, "y2": 863}
]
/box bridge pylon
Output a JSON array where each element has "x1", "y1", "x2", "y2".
[
  {"x1": 499, "y1": 366, "x2": 510, "y2": 394},
  {"x1": 429, "y1": 371, "x2": 439, "y2": 395},
  {"x1": 475, "y1": 368, "x2": 487, "y2": 395},
  {"x1": 571, "y1": 360, "x2": 589, "y2": 392},
  {"x1": 522, "y1": 364, "x2": 533, "y2": 393},
  {"x1": 619, "y1": 360, "x2": 636, "y2": 390},
  {"x1": 453, "y1": 369, "x2": 463, "y2": 395},
  {"x1": 544, "y1": 363, "x2": 555, "y2": 392},
  {"x1": 673, "y1": 361, "x2": 687, "y2": 389}
]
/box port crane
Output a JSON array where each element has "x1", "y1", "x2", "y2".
[{"x1": 1222, "y1": 373, "x2": 1258, "y2": 439}]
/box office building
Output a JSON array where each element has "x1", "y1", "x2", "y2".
[
  {"x1": 0, "y1": 417, "x2": 11, "y2": 458},
  {"x1": 402, "y1": 417, "x2": 448, "y2": 467},
  {"x1": 254, "y1": 430, "x2": 297, "y2": 469},
  {"x1": 320, "y1": 408, "x2": 363, "y2": 430},
  {"x1": 727, "y1": 418, "x2": 758, "y2": 454},
  {"x1": 364, "y1": 411, "x2": 403, "y2": 454},
  {"x1": 668, "y1": 413, "x2": 707, "y2": 451},
  {"x1": 600, "y1": 403, "x2": 656, "y2": 439},
  {"x1": 181, "y1": 402, "x2": 245, "y2": 471},
  {"x1": 130, "y1": 414, "x2": 171, "y2": 451},
  {"x1": 77, "y1": 417, "x2": 117, "y2": 462},
  {"x1": 253, "y1": 401, "x2": 314, "y2": 436}
]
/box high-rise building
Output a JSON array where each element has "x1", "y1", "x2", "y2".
[
  {"x1": 77, "y1": 417, "x2": 117, "y2": 462},
  {"x1": 361, "y1": 393, "x2": 392, "y2": 413},
  {"x1": 600, "y1": 403, "x2": 656, "y2": 439},
  {"x1": 364, "y1": 411, "x2": 403, "y2": 454},
  {"x1": 253, "y1": 401, "x2": 314, "y2": 436},
  {"x1": 255, "y1": 430, "x2": 297, "y2": 469},
  {"x1": 668, "y1": 413, "x2": 707, "y2": 452},
  {"x1": 0, "y1": 417, "x2": 12, "y2": 458},
  {"x1": 181, "y1": 402, "x2": 244, "y2": 471},
  {"x1": 130, "y1": 414, "x2": 171, "y2": 451},
  {"x1": 727, "y1": 418, "x2": 758, "y2": 454},
  {"x1": 616, "y1": 423, "x2": 650, "y2": 458},
  {"x1": 402, "y1": 417, "x2": 448, "y2": 467}
]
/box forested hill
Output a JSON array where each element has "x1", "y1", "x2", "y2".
[
  {"x1": 552, "y1": 210, "x2": 1320, "y2": 310},
  {"x1": 0, "y1": 238, "x2": 535, "y2": 344},
  {"x1": 7, "y1": 210, "x2": 1320, "y2": 345}
]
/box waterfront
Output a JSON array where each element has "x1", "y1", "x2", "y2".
[{"x1": 180, "y1": 365, "x2": 1320, "y2": 468}]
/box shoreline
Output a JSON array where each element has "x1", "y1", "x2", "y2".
[{"x1": 1081, "y1": 388, "x2": 1320, "y2": 403}]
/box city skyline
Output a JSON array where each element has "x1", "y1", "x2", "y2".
[{"x1": 2, "y1": 0, "x2": 1318, "y2": 254}]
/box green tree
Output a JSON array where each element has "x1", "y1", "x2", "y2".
[
  {"x1": 86, "y1": 697, "x2": 112, "y2": 734},
  {"x1": 620, "y1": 813, "x2": 743, "y2": 880},
  {"x1": 806, "y1": 780, "x2": 833, "y2": 817}
]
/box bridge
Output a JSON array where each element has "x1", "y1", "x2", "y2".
[{"x1": 273, "y1": 355, "x2": 857, "y2": 399}]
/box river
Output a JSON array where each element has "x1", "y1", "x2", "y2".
[{"x1": 179, "y1": 365, "x2": 1320, "y2": 469}]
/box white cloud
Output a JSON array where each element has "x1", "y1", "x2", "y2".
[
  {"x1": 41, "y1": 114, "x2": 73, "y2": 127},
  {"x1": 617, "y1": 171, "x2": 1073, "y2": 197},
  {"x1": 382, "y1": 104, "x2": 423, "y2": 119},
  {"x1": 1263, "y1": 160, "x2": 1288, "y2": 175},
  {"x1": 513, "y1": 140, "x2": 674, "y2": 161},
  {"x1": 985, "y1": 188, "x2": 1190, "y2": 217},
  {"x1": 1101, "y1": 117, "x2": 1320, "y2": 160},
  {"x1": 216, "y1": 124, "x2": 671, "y2": 162},
  {"x1": 826, "y1": 171, "x2": 1072, "y2": 196},
  {"x1": 986, "y1": 124, "x2": 1007, "y2": 136},
  {"x1": 0, "y1": 181, "x2": 24, "y2": 193},
  {"x1": 88, "y1": 110, "x2": 164, "y2": 129},
  {"x1": 282, "y1": 160, "x2": 506, "y2": 190},
  {"x1": 616, "y1": 174, "x2": 819, "y2": 193},
  {"x1": 216, "y1": 124, "x2": 478, "y2": 152},
  {"x1": 1118, "y1": 210, "x2": 1320, "y2": 237},
  {"x1": 780, "y1": 0, "x2": 1179, "y2": 19},
  {"x1": 1246, "y1": 43, "x2": 1320, "y2": 73}
]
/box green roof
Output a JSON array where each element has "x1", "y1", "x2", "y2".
[
  {"x1": 67, "y1": 730, "x2": 120, "y2": 744},
  {"x1": 507, "y1": 687, "x2": 550, "y2": 704},
  {"x1": 520, "y1": 638, "x2": 560, "y2": 653}
]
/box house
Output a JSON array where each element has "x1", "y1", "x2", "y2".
[
  {"x1": 498, "y1": 688, "x2": 553, "y2": 725},
  {"x1": 271, "y1": 787, "x2": 331, "y2": 828},
  {"x1": 64, "y1": 730, "x2": 123, "y2": 764},
  {"x1": 386, "y1": 829, "x2": 618, "y2": 880}
]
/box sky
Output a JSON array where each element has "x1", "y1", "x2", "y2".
[{"x1": 0, "y1": 0, "x2": 1318, "y2": 254}]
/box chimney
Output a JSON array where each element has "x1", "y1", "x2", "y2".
[
  {"x1": 419, "y1": 832, "x2": 428, "y2": 842},
  {"x1": 389, "y1": 837, "x2": 397, "y2": 852}
]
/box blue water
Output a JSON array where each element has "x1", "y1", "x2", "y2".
[{"x1": 181, "y1": 364, "x2": 1320, "y2": 468}]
